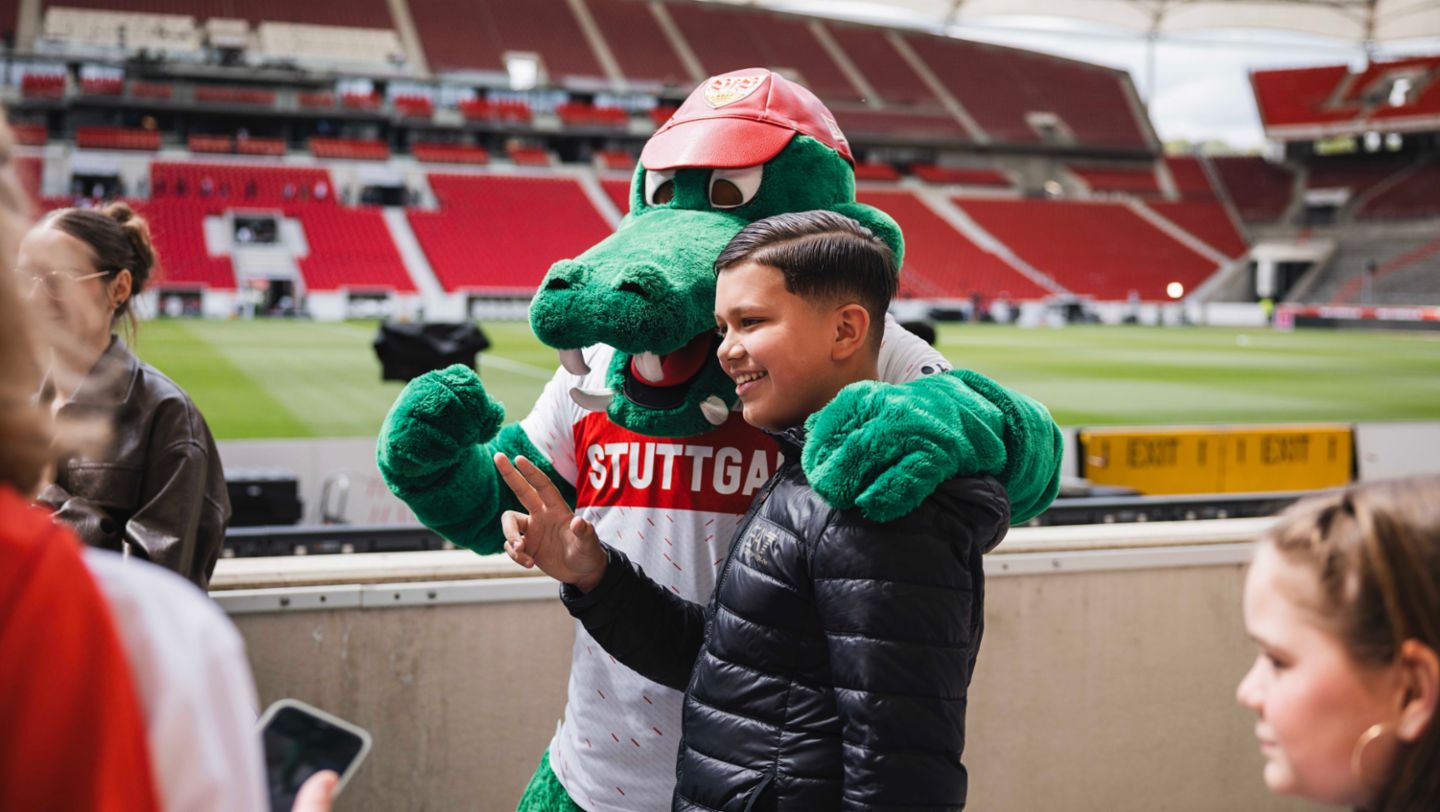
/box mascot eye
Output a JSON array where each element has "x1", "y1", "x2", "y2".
[
  {"x1": 708, "y1": 165, "x2": 763, "y2": 209},
  {"x1": 645, "y1": 170, "x2": 676, "y2": 206}
]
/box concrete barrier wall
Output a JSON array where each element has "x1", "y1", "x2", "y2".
[{"x1": 217, "y1": 520, "x2": 1322, "y2": 812}]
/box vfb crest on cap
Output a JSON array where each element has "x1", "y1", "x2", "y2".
[{"x1": 704, "y1": 74, "x2": 764, "y2": 108}]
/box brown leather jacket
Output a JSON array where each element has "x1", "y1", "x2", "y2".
[{"x1": 38, "y1": 337, "x2": 230, "y2": 588}]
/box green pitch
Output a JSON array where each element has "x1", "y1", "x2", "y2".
[{"x1": 134, "y1": 320, "x2": 1440, "y2": 440}]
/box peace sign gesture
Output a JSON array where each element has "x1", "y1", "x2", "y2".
[{"x1": 495, "y1": 453, "x2": 607, "y2": 592}]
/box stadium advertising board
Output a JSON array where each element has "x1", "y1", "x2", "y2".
[{"x1": 1080, "y1": 425, "x2": 1353, "y2": 495}]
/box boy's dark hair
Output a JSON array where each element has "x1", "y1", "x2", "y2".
[{"x1": 714, "y1": 211, "x2": 897, "y2": 345}]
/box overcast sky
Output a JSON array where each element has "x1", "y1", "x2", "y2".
[{"x1": 761, "y1": 2, "x2": 1440, "y2": 151}]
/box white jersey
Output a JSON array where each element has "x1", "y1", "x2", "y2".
[{"x1": 520, "y1": 315, "x2": 948, "y2": 811}]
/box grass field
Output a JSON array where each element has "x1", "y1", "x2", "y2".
[{"x1": 133, "y1": 320, "x2": 1440, "y2": 440}]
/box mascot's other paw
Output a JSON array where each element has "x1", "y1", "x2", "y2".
[
  {"x1": 803, "y1": 375, "x2": 1006, "y2": 522},
  {"x1": 377, "y1": 364, "x2": 505, "y2": 482}
]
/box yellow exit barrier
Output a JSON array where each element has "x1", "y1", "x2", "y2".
[{"x1": 1079, "y1": 425, "x2": 1354, "y2": 495}]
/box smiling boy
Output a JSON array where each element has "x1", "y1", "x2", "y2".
[{"x1": 498, "y1": 211, "x2": 1011, "y2": 810}]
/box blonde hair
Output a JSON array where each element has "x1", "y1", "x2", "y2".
[{"x1": 1263, "y1": 477, "x2": 1440, "y2": 811}]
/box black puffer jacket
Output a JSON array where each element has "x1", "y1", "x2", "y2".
[{"x1": 562, "y1": 428, "x2": 1010, "y2": 811}]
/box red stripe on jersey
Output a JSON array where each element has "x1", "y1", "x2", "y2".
[{"x1": 572, "y1": 411, "x2": 781, "y2": 514}]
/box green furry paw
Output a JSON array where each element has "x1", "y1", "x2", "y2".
[
  {"x1": 377, "y1": 364, "x2": 505, "y2": 484},
  {"x1": 803, "y1": 373, "x2": 1007, "y2": 522}
]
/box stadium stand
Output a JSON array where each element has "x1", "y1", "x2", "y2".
[
  {"x1": 906, "y1": 34, "x2": 1150, "y2": 150},
  {"x1": 912, "y1": 165, "x2": 1011, "y2": 186},
  {"x1": 21, "y1": 73, "x2": 65, "y2": 99},
  {"x1": 1148, "y1": 200, "x2": 1249, "y2": 258},
  {"x1": 394, "y1": 95, "x2": 435, "y2": 118},
  {"x1": 40, "y1": 7, "x2": 202, "y2": 53},
  {"x1": 341, "y1": 92, "x2": 382, "y2": 111},
  {"x1": 584, "y1": 0, "x2": 692, "y2": 88},
  {"x1": 409, "y1": 174, "x2": 613, "y2": 292},
  {"x1": 151, "y1": 163, "x2": 334, "y2": 206},
  {"x1": 412, "y1": 143, "x2": 490, "y2": 165},
  {"x1": 237, "y1": 136, "x2": 287, "y2": 157},
  {"x1": 408, "y1": 0, "x2": 604, "y2": 80},
  {"x1": 298, "y1": 91, "x2": 337, "y2": 109},
  {"x1": 1294, "y1": 233, "x2": 1440, "y2": 305},
  {"x1": 187, "y1": 134, "x2": 235, "y2": 154},
  {"x1": 44, "y1": 0, "x2": 394, "y2": 29},
  {"x1": 195, "y1": 86, "x2": 276, "y2": 106},
  {"x1": 824, "y1": 22, "x2": 938, "y2": 106},
  {"x1": 853, "y1": 163, "x2": 902, "y2": 182},
  {"x1": 134, "y1": 200, "x2": 237, "y2": 291},
  {"x1": 1163, "y1": 156, "x2": 1219, "y2": 199},
  {"x1": 554, "y1": 102, "x2": 629, "y2": 128},
  {"x1": 1253, "y1": 56, "x2": 1440, "y2": 137},
  {"x1": 664, "y1": 4, "x2": 861, "y2": 102},
  {"x1": 75, "y1": 127, "x2": 162, "y2": 151},
  {"x1": 602, "y1": 178, "x2": 631, "y2": 214},
  {"x1": 856, "y1": 189, "x2": 1051, "y2": 300},
  {"x1": 255, "y1": 22, "x2": 403, "y2": 65},
  {"x1": 80, "y1": 76, "x2": 124, "y2": 96},
  {"x1": 507, "y1": 145, "x2": 553, "y2": 166},
  {"x1": 1305, "y1": 153, "x2": 1413, "y2": 199},
  {"x1": 310, "y1": 137, "x2": 390, "y2": 161},
  {"x1": 955, "y1": 198, "x2": 1218, "y2": 300},
  {"x1": 1209, "y1": 156, "x2": 1296, "y2": 222},
  {"x1": 459, "y1": 98, "x2": 533, "y2": 124},
  {"x1": 289, "y1": 204, "x2": 415, "y2": 292},
  {"x1": 595, "y1": 150, "x2": 635, "y2": 172},
  {"x1": 14, "y1": 156, "x2": 42, "y2": 207},
  {"x1": 130, "y1": 81, "x2": 174, "y2": 100},
  {"x1": 11, "y1": 122, "x2": 46, "y2": 146},
  {"x1": 1067, "y1": 163, "x2": 1161, "y2": 195},
  {"x1": 1355, "y1": 158, "x2": 1440, "y2": 220},
  {"x1": 833, "y1": 109, "x2": 968, "y2": 141}
]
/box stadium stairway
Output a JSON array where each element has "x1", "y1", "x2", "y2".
[{"x1": 380, "y1": 207, "x2": 446, "y2": 302}]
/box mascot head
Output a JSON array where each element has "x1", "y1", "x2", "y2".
[{"x1": 530, "y1": 68, "x2": 903, "y2": 437}]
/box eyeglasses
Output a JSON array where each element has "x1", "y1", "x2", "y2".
[{"x1": 15, "y1": 267, "x2": 111, "y2": 300}]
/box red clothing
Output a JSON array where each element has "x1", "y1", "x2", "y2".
[{"x1": 0, "y1": 485, "x2": 160, "y2": 811}]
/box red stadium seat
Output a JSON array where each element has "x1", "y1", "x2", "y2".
[
  {"x1": 133, "y1": 201, "x2": 237, "y2": 291},
  {"x1": 912, "y1": 165, "x2": 1010, "y2": 187},
  {"x1": 858, "y1": 190, "x2": 1051, "y2": 300},
  {"x1": 412, "y1": 143, "x2": 490, "y2": 165},
  {"x1": 22, "y1": 74, "x2": 65, "y2": 99},
  {"x1": 288, "y1": 204, "x2": 415, "y2": 292},
  {"x1": 11, "y1": 122, "x2": 45, "y2": 146},
  {"x1": 1210, "y1": 156, "x2": 1296, "y2": 223},
  {"x1": 75, "y1": 127, "x2": 162, "y2": 151},
  {"x1": 195, "y1": 86, "x2": 276, "y2": 106},
  {"x1": 507, "y1": 145, "x2": 553, "y2": 166},
  {"x1": 853, "y1": 163, "x2": 901, "y2": 182},
  {"x1": 408, "y1": 174, "x2": 613, "y2": 292},
  {"x1": 310, "y1": 137, "x2": 390, "y2": 161},
  {"x1": 954, "y1": 197, "x2": 1219, "y2": 300},
  {"x1": 1148, "y1": 200, "x2": 1249, "y2": 259},
  {"x1": 80, "y1": 77, "x2": 123, "y2": 96},
  {"x1": 1067, "y1": 163, "x2": 1161, "y2": 195},
  {"x1": 187, "y1": 134, "x2": 236, "y2": 154}
]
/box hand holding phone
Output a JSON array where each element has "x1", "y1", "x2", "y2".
[{"x1": 258, "y1": 699, "x2": 371, "y2": 812}]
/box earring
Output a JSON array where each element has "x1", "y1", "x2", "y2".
[{"x1": 1350, "y1": 723, "x2": 1400, "y2": 789}]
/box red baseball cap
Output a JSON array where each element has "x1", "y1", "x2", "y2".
[{"x1": 641, "y1": 68, "x2": 854, "y2": 171}]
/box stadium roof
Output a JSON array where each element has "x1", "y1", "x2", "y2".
[{"x1": 717, "y1": 0, "x2": 1440, "y2": 44}]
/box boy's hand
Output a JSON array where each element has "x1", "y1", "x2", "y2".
[{"x1": 495, "y1": 453, "x2": 607, "y2": 592}]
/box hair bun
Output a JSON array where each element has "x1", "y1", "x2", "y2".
[{"x1": 101, "y1": 202, "x2": 156, "y2": 282}]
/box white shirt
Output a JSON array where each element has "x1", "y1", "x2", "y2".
[{"x1": 85, "y1": 550, "x2": 268, "y2": 812}]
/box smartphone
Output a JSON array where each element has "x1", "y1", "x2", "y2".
[{"x1": 258, "y1": 699, "x2": 372, "y2": 812}]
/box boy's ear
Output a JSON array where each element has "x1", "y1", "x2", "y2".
[
  {"x1": 831, "y1": 302, "x2": 872, "y2": 362},
  {"x1": 833, "y1": 202, "x2": 905, "y2": 270}
]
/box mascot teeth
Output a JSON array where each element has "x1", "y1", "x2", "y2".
[
  {"x1": 569, "y1": 386, "x2": 615, "y2": 411},
  {"x1": 634, "y1": 352, "x2": 664, "y2": 383},
  {"x1": 699, "y1": 395, "x2": 729, "y2": 426},
  {"x1": 558, "y1": 348, "x2": 590, "y2": 376}
]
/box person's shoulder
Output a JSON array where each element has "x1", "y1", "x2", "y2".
[
  {"x1": 827, "y1": 474, "x2": 1010, "y2": 552},
  {"x1": 84, "y1": 550, "x2": 239, "y2": 650},
  {"x1": 130, "y1": 356, "x2": 217, "y2": 443}
]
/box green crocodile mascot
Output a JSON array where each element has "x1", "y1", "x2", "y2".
[{"x1": 378, "y1": 68, "x2": 1062, "y2": 811}]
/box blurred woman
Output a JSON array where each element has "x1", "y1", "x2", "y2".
[
  {"x1": 23, "y1": 203, "x2": 230, "y2": 587},
  {"x1": 1237, "y1": 477, "x2": 1440, "y2": 810}
]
